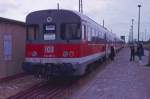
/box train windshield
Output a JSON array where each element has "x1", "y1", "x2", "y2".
[
  {"x1": 27, "y1": 25, "x2": 39, "y2": 41},
  {"x1": 61, "y1": 23, "x2": 81, "y2": 40}
]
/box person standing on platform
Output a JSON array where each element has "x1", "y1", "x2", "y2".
[
  {"x1": 137, "y1": 43, "x2": 143, "y2": 62},
  {"x1": 110, "y1": 46, "x2": 115, "y2": 61},
  {"x1": 130, "y1": 44, "x2": 135, "y2": 61},
  {"x1": 140, "y1": 43, "x2": 144, "y2": 56}
]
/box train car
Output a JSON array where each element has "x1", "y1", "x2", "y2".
[{"x1": 22, "y1": 9, "x2": 124, "y2": 77}]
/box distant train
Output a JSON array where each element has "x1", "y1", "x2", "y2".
[{"x1": 22, "y1": 9, "x2": 124, "y2": 77}]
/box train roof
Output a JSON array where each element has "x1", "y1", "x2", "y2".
[
  {"x1": 27, "y1": 9, "x2": 107, "y2": 30},
  {"x1": 72, "y1": 10, "x2": 111, "y2": 33},
  {"x1": 27, "y1": 9, "x2": 121, "y2": 41},
  {"x1": 71, "y1": 10, "x2": 107, "y2": 30}
]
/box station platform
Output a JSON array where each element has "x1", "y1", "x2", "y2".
[{"x1": 71, "y1": 48, "x2": 150, "y2": 99}]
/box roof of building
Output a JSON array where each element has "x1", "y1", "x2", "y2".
[{"x1": 0, "y1": 17, "x2": 25, "y2": 26}]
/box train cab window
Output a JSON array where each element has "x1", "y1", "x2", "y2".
[
  {"x1": 27, "y1": 25, "x2": 39, "y2": 41},
  {"x1": 61, "y1": 23, "x2": 81, "y2": 40},
  {"x1": 43, "y1": 24, "x2": 56, "y2": 40}
]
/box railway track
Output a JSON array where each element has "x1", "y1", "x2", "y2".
[
  {"x1": 7, "y1": 59, "x2": 111, "y2": 99},
  {"x1": 0, "y1": 73, "x2": 28, "y2": 83},
  {"x1": 7, "y1": 78, "x2": 76, "y2": 99},
  {"x1": 0, "y1": 74, "x2": 44, "y2": 99}
]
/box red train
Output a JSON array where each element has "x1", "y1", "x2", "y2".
[{"x1": 22, "y1": 9, "x2": 124, "y2": 77}]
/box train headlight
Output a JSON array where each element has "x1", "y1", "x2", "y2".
[
  {"x1": 32, "y1": 51, "x2": 38, "y2": 57},
  {"x1": 63, "y1": 51, "x2": 69, "y2": 57}
]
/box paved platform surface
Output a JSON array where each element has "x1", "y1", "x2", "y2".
[{"x1": 71, "y1": 48, "x2": 150, "y2": 99}]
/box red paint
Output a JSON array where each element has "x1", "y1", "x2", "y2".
[{"x1": 26, "y1": 42, "x2": 106, "y2": 58}]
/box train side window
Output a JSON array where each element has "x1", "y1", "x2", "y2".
[
  {"x1": 87, "y1": 26, "x2": 91, "y2": 41},
  {"x1": 86, "y1": 26, "x2": 88, "y2": 40},
  {"x1": 99, "y1": 32, "x2": 103, "y2": 39},
  {"x1": 96, "y1": 30, "x2": 98, "y2": 40},
  {"x1": 98, "y1": 32, "x2": 101, "y2": 39},
  {"x1": 27, "y1": 25, "x2": 39, "y2": 41},
  {"x1": 61, "y1": 23, "x2": 81, "y2": 40},
  {"x1": 91, "y1": 29, "x2": 95, "y2": 41},
  {"x1": 43, "y1": 24, "x2": 56, "y2": 40},
  {"x1": 101, "y1": 32, "x2": 104, "y2": 39},
  {"x1": 100, "y1": 32, "x2": 102, "y2": 38}
]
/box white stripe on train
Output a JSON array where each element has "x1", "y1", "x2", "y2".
[{"x1": 25, "y1": 51, "x2": 106, "y2": 64}]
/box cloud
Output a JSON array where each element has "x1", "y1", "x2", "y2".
[
  {"x1": 0, "y1": 0, "x2": 19, "y2": 9},
  {"x1": 0, "y1": 0, "x2": 150, "y2": 41},
  {"x1": 0, "y1": 0, "x2": 20, "y2": 14}
]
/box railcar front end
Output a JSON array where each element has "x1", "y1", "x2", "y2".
[
  {"x1": 22, "y1": 10, "x2": 103, "y2": 76},
  {"x1": 22, "y1": 9, "x2": 122, "y2": 77}
]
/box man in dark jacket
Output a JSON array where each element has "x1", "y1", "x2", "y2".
[
  {"x1": 110, "y1": 46, "x2": 115, "y2": 61},
  {"x1": 137, "y1": 43, "x2": 143, "y2": 61},
  {"x1": 130, "y1": 45, "x2": 135, "y2": 61}
]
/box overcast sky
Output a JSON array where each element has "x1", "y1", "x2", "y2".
[{"x1": 0, "y1": 0, "x2": 150, "y2": 41}]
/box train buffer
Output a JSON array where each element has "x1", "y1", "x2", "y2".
[{"x1": 71, "y1": 48, "x2": 150, "y2": 99}]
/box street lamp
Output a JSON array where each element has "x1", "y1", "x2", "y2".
[
  {"x1": 79, "y1": 0, "x2": 80, "y2": 12},
  {"x1": 137, "y1": 4, "x2": 142, "y2": 42},
  {"x1": 57, "y1": 3, "x2": 60, "y2": 10},
  {"x1": 131, "y1": 19, "x2": 134, "y2": 43},
  {"x1": 57, "y1": 0, "x2": 61, "y2": 10}
]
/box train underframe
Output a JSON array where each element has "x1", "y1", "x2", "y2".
[
  {"x1": 22, "y1": 54, "x2": 107, "y2": 78},
  {"x1": 22, "y1": 47, "x2": 124, "y2": 78}
]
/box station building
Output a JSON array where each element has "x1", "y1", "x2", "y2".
[{"x1": 0, "y1": 17, "x2": 26, "y2": 79}]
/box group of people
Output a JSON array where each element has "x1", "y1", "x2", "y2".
[
  {"x1": 130, "y1": 43, "x2": 144, "y2": 62},
  {"x1": 109, "y1": 43, "x2": 144, "y2": 62}
]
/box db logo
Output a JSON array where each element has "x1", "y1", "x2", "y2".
[{"x1": 44, "y1": 46, "x2": 54, "y2": 53}]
